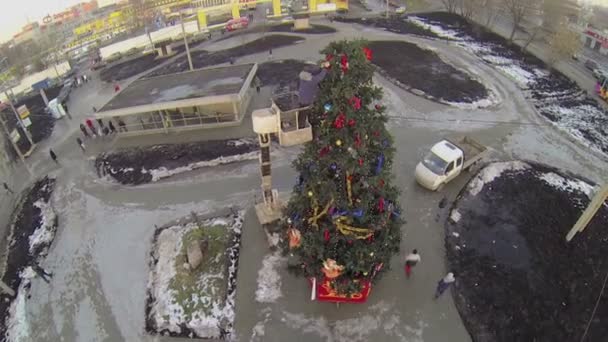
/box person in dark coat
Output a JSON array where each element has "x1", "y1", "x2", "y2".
[
  {"x1": 297, "y1": 62, "x2": 329, "y2": 129},
  {"x1": 97, "y1": 118, "x2": 104, "y2": 130},
  {"x1": 117, "y1": 118, "x2": 127, "y2": 132},
  {"x1": 108, "y1": 120, "x2": 117, "y2": 134},
  {"x1": 434, "y1": 272, "x2": 455, "y2": 299},
  {"x1": 76, "y1": 137, "x2": 85, "y2": 152},
  {"x1": 49, "y1": 149, "x2": 58, "y2": 163},
  {"x1": 32, "y1": 264, "x2": 52, "y2": 283},
  {"x1": 80, "y1": 123, "x2": 90, "y2": 138},
  {"x1": 3, "y1": 182, "x2": 13, "y2": 194}
]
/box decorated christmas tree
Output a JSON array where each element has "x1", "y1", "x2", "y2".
[{"x1": 283, "y1": 39, "x2": 402, "y2": 300}]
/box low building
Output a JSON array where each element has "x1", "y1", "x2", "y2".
[
  {"x1": 581, "y1": 27, "x2": 608, "y2": 55},
  {"x1": 95, "y1": 63, "x2": 258, "y2": 135}
]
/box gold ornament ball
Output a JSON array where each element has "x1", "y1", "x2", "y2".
[
  {"x1": 370, "y1": 252, "x2": 374, "y2": 256},
  {"x1": 335, "y1": 139, "x2": 342, "y2": 146},
  {"x1": 363, "y1": 272, "x2": 368, "y2": 276},
  {"x1": 307, "y1": 191, "x2": 314, "y2": 197}
]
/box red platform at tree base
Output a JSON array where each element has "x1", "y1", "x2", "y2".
[{"x1": 310, "y1": 277, "x2": 372, "y2": 303}]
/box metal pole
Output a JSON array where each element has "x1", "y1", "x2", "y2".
[
  {"x1": 181, "y1": 12, "x2": 194, "y2": 71},
  {"x1": 4, "y1": 91, "x2": 34, "y2": 147},
  {"x1": 386, "y1": 0, "x2": 389, "y2": 18},
  {"x1": 0, "y1": 113, "x2": 32, "y2": 177}
]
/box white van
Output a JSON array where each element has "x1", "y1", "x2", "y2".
[{"x1": 415, "y1": 137, "x2": 488, "y2": 191}]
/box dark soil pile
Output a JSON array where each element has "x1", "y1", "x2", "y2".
[
  {"x1": 0, "y1": 177, "x2": 57, "y2": 339},
  {"x1": 99, "y1": 53, "x2": 169, "y2": 82},
  {"x1": 336, "y1": 16, "x2": 440, "y2": 39},
  {"x1": 369, "y1": 40, "x2": 488, "y2": 103},
  {"x1": 146, "y1": 35, "x2": 305, "y2": 78},
  {"x1": 95, "y1": 138, "x2": 258, "y2": 185},
  {"x1": 410, "y1": 12, "x2": 608, "y2": 154},
  {"x1": 447, "y1": 162, "x2": 608, "y2": 341},
  {"x1": 268, "y1": 23, "x2": 336, "y2": 34},
  {"x1": 257, "y1": 59, "x2": 308, "y2": 87}
]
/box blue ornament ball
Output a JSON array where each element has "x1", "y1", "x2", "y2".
[{"x1": 324, "y1": 103, "x2": 332, "y2": 112}]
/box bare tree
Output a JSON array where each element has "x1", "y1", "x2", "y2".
[
  {"x1": 547, "y1": 24, "x2": 581, "y2": 66},
  {"x1": 441, "y1": 0, "x2": 459, "y2": 13},
  {"x1": 478, "y1": 0, "x2": 501, "y2": 28},
  {"x1": 458, "y1": 0, "x2": 481, "y2": 21},
  {"x1": 504, "y1": 0, "x2": 529, "y2": 41}
]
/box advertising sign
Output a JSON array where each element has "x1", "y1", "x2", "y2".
[
  {"x1": 17, "y1": 105, "x2": 30, "y2": 119},
  {"x1": 10, "y1": 129, "x2": 20, "y2": 143}
]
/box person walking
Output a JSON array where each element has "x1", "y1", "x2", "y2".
[
  {"x1": 86, "y1": 119, "x2": 97, "y2": 137},
  {"x1": 268, "y1": 49, "x2": 273, "y2": 60},
  {"x1": 117, "y1": 118, "x2": 127, "y2": 132},
  {"x1": 97, "y1": 118, "x2": 104, "y2": 130},
  {"x1": 76, "y1": 137, "x2": 86, "y2": 152},
  {"x1": 108, "y1": 120, "x2": 117, "y2": 134},
  {"x1": 404, "y1": 249, "x2": 421, "y2": 278},
  {"x1": 3, "y1": 182, "x2": 13, "y2": 194},
  {"x1": 434, "y1": 272, "x2": 455, "y2": 299},
  {"x1": 93, "y1": 106, "x2": 97, "y2": 113},
  {"x1": 31, "y1": 264, "x2": 52, "y2": 283},
  {"x1": 49, "y1": 149, "x2": 59, "y2": 164},
  {"x1": 114, "y1": 83, "x2": 121, "y2": 92},
  {"x1": 80, "y1": 123, "x2": 90, "y2": 138}
]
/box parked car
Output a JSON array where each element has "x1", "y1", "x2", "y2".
[
  {"x1": 415, "y1": 136, "x2": 489, "y2": 191},
  {"x1": 225, "y1": 17, "x2": 249, "y2": 32},
  {"x1": 593, "y1": 68, "x2": 608, "y2": 80},
  {"x1": 585, "y1": 59, "x2": 599, "y2": 71}
]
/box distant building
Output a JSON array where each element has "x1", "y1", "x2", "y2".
[
  {"x1": 581, "y1": 26, "x2": 608, "y2": 55},
  {"x1": 12, "y1": 23, "x2": 41, "y2": 45}
]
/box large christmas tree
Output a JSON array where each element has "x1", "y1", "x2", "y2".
[{"x1": 283, "y1": 40, "x2": 402, "y2": 297}]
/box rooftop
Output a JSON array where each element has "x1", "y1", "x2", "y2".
[
  {"x1": 98, "y1": 63, "x2": 256, "y2": 116},
  {"x1": 431, "y1": 140, "x2": 463, "y2": 161}
]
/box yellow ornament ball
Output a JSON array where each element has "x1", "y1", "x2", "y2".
[
  {"x1": 335, "y1": 139, "x2": 342, "y2": 146},
  {"x1": 363, "y1": 272, "x2": 368, "y2": 276},
  {"x1": 307, "y1": 191, "x2": 314, "y2": 197}
]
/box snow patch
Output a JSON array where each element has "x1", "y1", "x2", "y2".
[
  {"x1": 495, "y1": 65, "x2": 535, "y2": 88},
  {"x1": 148, "y1": 151, "x2": 258, "y2": 182},
  {"x1": 538, "y1": 172, "x2": 595, "y2": 197},
  {"x1": 407, "y1": 17, "x2": 461, "y2": 40},
  {"x1": 255, "y1": 251, "x2": 286, "y2": 303},
  {"x1": 148, "y1": 211, "x2": 245, "y2": 339},
  {"x1": 29, "y1": 199, "x2": 58, "y2": 255},
  {"x1": 468, "y1": 161, "x2": 530, "y2": 196},
  {"x1": 450, "y1": 209, "x2": 461, "y2": 223}
]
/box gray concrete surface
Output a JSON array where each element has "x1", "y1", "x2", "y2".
[{"x1": 3, "y1": 16, "x2": 608, "y2": 342}]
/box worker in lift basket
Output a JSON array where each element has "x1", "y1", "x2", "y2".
[{"x1": 297, "y1": 61, "x2": 330, "y2": 129}]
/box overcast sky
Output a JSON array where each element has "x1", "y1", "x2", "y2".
[{"x1": 0, "y1": 0, "x2": 83, "y2": 43}]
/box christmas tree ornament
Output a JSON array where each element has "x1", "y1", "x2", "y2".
[
  {"x1": 352, "y1": 208, "x2": 364, "y2": 218},
  {"x1": 308, "y1": 191, "x2": 314, "y2": 197},
  {"x1": 335, "y1": 139, "x2": 342, "y2": 147},
  {"x1": 362, "y1": 47, "x2": 372, "y2": 61},
  {"x1": 333, "y1": 113, "x2": 346, "y2": 129},
  {"x1": 349, "y1": 96, "x2": 362, "y2": 110},
  {"x1": 288, "y1": 228, "x2": 302, "y2": 248},
  {"x1": 324, "y1": 229, "x2": 330, "y2": 242},
  {"x1": 378, "y1": 197, "x2": 385, "y2": 213},
  {"x1": 348, "y1": 118, "x2": 356, "y2": 127},
  {"x1": 324, "y1": 103, "x2": 332, "y2": 113},
  {"x1": 354, "y1": 133, "x2": 361, "y2": 148},
  {"x1": 319, "y1": 146, "x2": 330, "y2": 157},
  {"x1": 340, "y1": 54, "x2": 349, "y2": 73},
  {"x1": 375, "y1": 154, "x2": 385, "y2": 175},
  {"x1": 330, "y1": 163, "x2": 337, "y2": 170},
  {"x1": 322, "y1": 259, "x2": 345, "y2": 279},
  {"x1": 358, "y1": 158, "x2": 364, "y2": 166}
]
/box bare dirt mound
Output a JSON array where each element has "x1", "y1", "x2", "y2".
[
  {"x1": 147, "y1": 35, "x2": 305, "y2": 78},
  {"x1": 257, "y1": 59, "x2": 308, "y2": 87},
  {"x1": 369, "y1": 40, "x2": 488, "y2": 103},
  {"x1": 447, "y1": 161, "x2": 608, "y2": 341},
  {"x1": 99, "y1": 53, "x2": 170, "y2": 82},
  {"x1": 95, "y1": 138, "x2": 259, "y2": 185}
]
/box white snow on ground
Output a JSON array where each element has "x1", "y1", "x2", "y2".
[
  {"x1": 495, "y1": 65, "x2": 534, "y2": 88},
  {"x1": 407, "y1": 16, "x2": 608, "y2": 156},
  {"x1": 407, "y1": 17, "x2": 461, "y2": 40},
  {"x1": 450, "y1": 209, "x2": 461, "y2": 223},
  {"x1": 29, "y1": 199, "x2": 58, "y2": 255},
  {"x1": 468, "y1": 161, "x2": 530, "y2": 196},
  {"x1": 6, "y1": 268, "x2": 36, "y2": 342},
  {"x1": 149, "y1": 211, "x2": 244, "y2": 338},
  {"x1": 145, "y1": 151, "x2": 258, "y2": 182},
  {"x1": 255, "y1": 251, "x2": 286, "y2": 303},
  {"x1": 538, "y1": 172, "x2": 595, "y2": 197}
]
